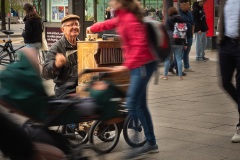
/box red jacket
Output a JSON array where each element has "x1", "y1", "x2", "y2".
[{"x1": 90, "y1": 9, "x2": 155, "y2": 70}]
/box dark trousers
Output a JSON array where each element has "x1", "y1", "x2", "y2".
[{"x1": 219, "y1": 37, "x2": 240, "y2": 126}]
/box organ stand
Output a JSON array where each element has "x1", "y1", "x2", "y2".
[{"x1": 76, "y1": 40, "x2": 130, "y2": 97}]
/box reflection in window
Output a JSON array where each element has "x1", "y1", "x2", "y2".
[
  {"x1": 48, "y1": 0, "x2": 68, "y2": 22},
  {"x1": 85, "y1": 0, "x2": 94, "y2": 21}
]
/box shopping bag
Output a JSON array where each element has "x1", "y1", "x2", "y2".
[{"x1": 41, "y1": 32, "x2": 48, "y2": 51}]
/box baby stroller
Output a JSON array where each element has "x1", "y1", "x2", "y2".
[{"x1": 0, "y1": 50, "x2": 127, "y2": 159}]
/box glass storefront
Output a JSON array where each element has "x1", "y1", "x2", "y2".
[
  {"x1": 144, "y1": 0, "x2": 163, "y2": 9},
  {"x1": 45, "y1": 0, "x2": 164, "y2": 23},
  {"x1": 46, "y1": 0, "x2": 69, "y2": 22},
  {"x1": 85, "y1": 0, "x2": 94, "y2": 21},
  {"x1": 96, "y1": 0, "x2": 111, "y2": 22},
  {"x1": 46, "y1": 0, "x2": 95, "y2": 22}
]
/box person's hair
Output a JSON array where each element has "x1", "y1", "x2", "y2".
[
  {"x1": 168, "y1": 7, "x2": 178, "y2": 16},
  {"x1": 23, "y1": 3, "x2": 40, "y2": 19},
  {"x1": 117, "y1": 0, "x2": 144, "y2": 23},
  {"x1": 180, "y1": 0, "x2": 189, "y2": 3}
]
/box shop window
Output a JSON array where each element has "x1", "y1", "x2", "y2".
[
  {"x1": 85, "y1": 0, "x2": 94, "y2": 21},
  {"x1": 47, "y1": 0, "x2": 69, "y2": 22}
]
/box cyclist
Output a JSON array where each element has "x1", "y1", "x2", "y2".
[
  {"x1": 0, "y1": 113, "x2": 65, "y2": 160},
  {"x1": 0, "y1": 48, "x2": 65, "y2": 160}
]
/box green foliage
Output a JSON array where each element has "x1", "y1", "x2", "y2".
[
  {"x1": 85, "y1": 14, "x2": 94, "y2": 21},
  {"x1": 0, "y1": 0, "x2": 24, "y2": 15},
  {"x1": 149, "y1": 6, "x2": 156, "y2": 12}
]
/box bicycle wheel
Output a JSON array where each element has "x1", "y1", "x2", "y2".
[
  {"x1": 62, "y1": 123, "x2": 89, "y2": 145},
  {"x1": 0, "y1": 45, "x2": 13, "y2": 65},
  {"x1": 89, "y1": 120, "x2": 120, "y2": 154},
  {"x1": 123, "y1": 115, "x2": 146, "y2": 148}
]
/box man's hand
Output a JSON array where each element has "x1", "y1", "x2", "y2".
[
  {"x1": 55, "y1": 53, "x2": 66, "y2": 68},
  {"x1": 198, "y1": 30, "x2": 202, "y2": 34}
]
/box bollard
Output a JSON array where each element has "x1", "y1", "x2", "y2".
[{"x1": 8, "y1": 18, "x2": 10, "y2": 30}]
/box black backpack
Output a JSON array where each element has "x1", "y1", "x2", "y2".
[
  {"x1": 144, "y1": 17, "x2": 172, "y2": 84},
  {"x1": 144, "y1": 16, "x2": 172, "y2": 63}
]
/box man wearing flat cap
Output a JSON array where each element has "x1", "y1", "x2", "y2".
[{"x1": 42, "y1": 14, "x2": 81, "y2": 98}]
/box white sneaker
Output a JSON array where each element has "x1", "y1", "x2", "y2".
[{"x1": 231, "y1": 127, "x2": 240, "y2": 143}]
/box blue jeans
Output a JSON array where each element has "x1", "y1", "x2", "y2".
[
  {"x1": 195, "y1": 32, "x2": 207, "y2": 59},
  {"x1": 127, "y1": 61, "x2": 157, "y2": 146},
  {"x1": 183, "y1": 38, "x2": 193, "y2": 69},
  {"x1": 164, "y1": 45, "x2": 183, "y2": 76},
  {"x1": 25, "y1": 42, "x2": 42, "y2": 50}
]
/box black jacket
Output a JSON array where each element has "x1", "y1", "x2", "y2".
[
  {"x1": 165, "y1": 14, "x2": 187, "y2": 46},
  {"x1": 192, "y1": 2, "x2": 209, "y2": 33},
  {"x1": 22, "y1": 17, "x2": 42, "y2": 43},
  {"x1": 42, "y1": 36, "x2": 78, "y2": 98}
]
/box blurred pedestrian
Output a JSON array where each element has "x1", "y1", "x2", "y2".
[
  {"x1": 22, "y1": 3, "x2": 42, "y2": 50},
  {"x1": 144, "y1": 6, "x2": 149, "y2": 16},
  {"x1": 179, "y1": 0, "x2": 195, "y2": 72},
  {"x1": 105, "y1": 7, "x2": 111, "y2": 20},
  {"x1": 218, "y1": 0, "x2": 240, "y2": 143},
  {"x1": 0, "y1": 48, "x2": 66, "y2": 160},
  {"x1": 161, "y1": 7, "x2": 187, "y2": 81},
  {"x1": 110, "y1": 7, "x2": 115, "y2": 18},
  {"x1": 86, "y1": 0, "x2": 158, "y2": 159},
  {"x1": 192, "y1": 0, "x2": 209, "y2": 61}
]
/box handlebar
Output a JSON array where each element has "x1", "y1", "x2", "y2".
[{"x1": 79, "y1": 67, "x2": 117, "y2": 79}]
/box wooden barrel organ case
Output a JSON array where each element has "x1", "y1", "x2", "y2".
[{"x1": 77, "y1": 40, "x2": 130, "y2": 97}]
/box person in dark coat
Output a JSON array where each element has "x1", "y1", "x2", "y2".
[
  {"x1": 161, "y1": 7, "x2": 187, "y2": 80},
  {"x1": 105, "y1": 7, "x2": 111, "y2": 20},
  {"x1": 22, "y1": 3, "x2": 42, "y2": 49},
  {"x1": 192, "y1": 0, "x2": 209, "y2": 61}
]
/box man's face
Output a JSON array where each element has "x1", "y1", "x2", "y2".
[
  {"x1": 61, "y1": 19, "x2": 80, "y2": 38},
  {"x1": 180, "y1": 2, "x2": 190, "y2": 11}
]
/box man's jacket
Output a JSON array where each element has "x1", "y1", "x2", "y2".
[
  {"x1": 42, "y1": 36, "x2": 78, "y2": 98},
  {"x1": 192, "y1": 2, "x2": 208, "y2": 33}
]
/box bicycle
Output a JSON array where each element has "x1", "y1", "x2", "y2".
[{"x1": 0, "y1": 30, "x2": 25, "y2": 65}]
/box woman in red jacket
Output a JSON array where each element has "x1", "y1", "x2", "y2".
[{"x1": 86, "y1": 0, "x2": 158, "y2": 159}]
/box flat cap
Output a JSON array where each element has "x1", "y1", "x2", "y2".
[{"x1": 61, "y1": 14, "x2": 80, "y2": 24}]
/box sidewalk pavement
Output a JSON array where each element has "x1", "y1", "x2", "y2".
[
  {"x1": 0, "y1": 23, "x2": 24, "y2": 38},
  {"x1": 1, "y1": 29, "x2": 240, "y2": 159},
  {"x1": 0, "y1": 23, "x2": 24, "y2": 44}
]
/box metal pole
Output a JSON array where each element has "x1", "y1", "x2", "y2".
[
  {"x1": 9, "y1": 0, "x2": 12, "y2": 30},
  {"x1": 8, "y1": 18, "x2": 10, "y2": 30}
]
